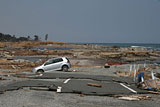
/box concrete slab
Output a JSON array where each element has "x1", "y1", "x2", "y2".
[
  {"x1": 0, "y1": 73, "x2": 148, "y2": 96},
  {"x1": 0, "y1": 79, "x2": 148, "y2": 96},
  {"x1": 58, "y1": 79, "x2": 148, "y2": 95},
  {"x1": 0, "y1": 80, "x2": 61, "y2": 92},
  {"x1": 31, "y1": 72, "x2": 134, "y2": 84}
]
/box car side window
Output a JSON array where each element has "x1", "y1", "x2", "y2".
[
  {"x1": 44, "y1": 59, "x2": 54, "y2": 66},
  {"x1": 44, "y1": 58, "x2": 63, "y2": 66},
  {"x1": 54, "y1": 58, "x2": 63, "y2": 63}
]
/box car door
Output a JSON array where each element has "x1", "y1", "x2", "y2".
[
  {"x1": 51, "y1": 58, "x2": 63, "y2": 70},
  {"x1": 43, "y1": 58, "x2": 63, "y2": 71},
  {"x1": 43, "y1": 59, "x2": 55, "y2": 71}
]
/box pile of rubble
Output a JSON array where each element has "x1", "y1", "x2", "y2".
[
  {"x1": 99, "y1": 51, "x2": 160, "y2": 62},
  {"x1": 0, "y1": 41, "x2": 160, "y2": 63},
  {"x1": 8, "y1": 49, "x2": 73, "y2": 56},
  {"x1": 0, "y1": 58, "x2": 45, "y2": 73},
  {"x1": 116, "y1": 64, "x2": 160, "y2": 92}
]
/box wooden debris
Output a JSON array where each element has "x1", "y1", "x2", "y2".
[
  {"x1": 148, "y1": 91, "x2": 160, "y2": 95},
  {"x1": 12, "y1": 74, "x2": 27, "y2": 78},
  {"x1": 76, "y1": 94, "x2": 85, "y2": 97},
  {"x1": 87, "y1": 83, "x2": 102, "y2": 87},
  {"x1": 113, "y1": 95, "x2": 151, "y2": 101},
  {"x1": 116, "y1": 72, "x2": 129, "y2": 77},
  {"x1": 23, "y1": 89, "x2": 31, "y2": 92},
  {"x1": 0, "y1": 90, "x2": 6, "y2": 94},
  {"x1": 138, "y1": 80, "x2": 160, "y2": 90},
  {"x1": 118, "y1": 97, "x2": 140, "y2": 101}
]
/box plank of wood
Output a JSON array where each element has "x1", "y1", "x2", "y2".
[{"x1": 87, "y1": 83, "x2": 102, "y2": 87}]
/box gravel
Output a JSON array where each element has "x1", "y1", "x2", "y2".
[{"x1": 0, "y1": 89, "x2": 160, "y2": 107}]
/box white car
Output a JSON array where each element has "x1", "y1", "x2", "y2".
[{"x1": 32, "y1": 57, "x2": 71, "y2": 73}]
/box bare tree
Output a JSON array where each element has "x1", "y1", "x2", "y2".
[
  {"x1": 45, "y1": 34, "x2": 48, "y2": 41},
  {"x1": 34, "y1": 35, "x2": 39, "y2": 41}
]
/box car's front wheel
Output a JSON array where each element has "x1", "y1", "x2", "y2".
[
  {"x1": 36, "y1": 69, "x2": 44, "y2": 74},
  {"x1": 62, "y1": 66, "x2": 68, "y2": 72}
]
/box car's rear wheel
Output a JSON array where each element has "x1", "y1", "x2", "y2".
[
  {"x1": 36, "y1": 69, "x2": 44, "y2": 74},
  {"x1": 62, "y1": 66, "x2": 68, "y2": 72}
]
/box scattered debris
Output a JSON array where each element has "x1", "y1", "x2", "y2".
[
  {"x1": 116, "y1": 71, "x2": 129, "y2": 77},
  {"x1": 72, "y1": 69, "x2": 77, "y2": 72},
  {"x1": 12, "y1": 74, "x2": 28, "y2": 78},
  {"x1": 137, "y1": 80, "x2": 160, "y2": 91},
  {"x1": 76, "y1": 94, "x2": 85, "y2": 97},
  {"x1": 0, "y1": 90, "x2": 6, "y2": 94},
  {"x1": 104, "y1": 65, "x2": 110, "y2": 68},
  {"x1": 23, "y1": 89, "x2": 31, "y2": 92},
  {"x1": 104, "y1": 63, "x2": 110, "y2": 68},
  {"x1": 155, "y1": 73, "x2": 160, "y2": 79},
  {"x1": 148, "y1": 91, "x2": 160, "y2": 95},
  {"x1": 0, "y1": 76, "x2": 7, "y2": 80},
  {"x1": 118, "y1": 96, "x2": 140, "y2": 101},
  {"x1": 107, "y1": 62, "x2": 126, "y2": 66}
]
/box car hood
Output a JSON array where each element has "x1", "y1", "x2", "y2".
[{"x1": 34, "y1": 65, "x2": 43, "y2": 70}]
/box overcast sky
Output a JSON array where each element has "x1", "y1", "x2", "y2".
[{"x1": 0, "y1": 0, "x2": 160, "y2": 43}]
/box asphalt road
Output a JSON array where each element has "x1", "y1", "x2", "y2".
[
  {"x1": 31, "y1": 72, "x2": 134, "y2": 84},
  {"x1": 0, "y1": 71, "x2": 159, "y2": 107},
  {"x1": 1, "y1": 72, "x2": 147, "y2": 95}
]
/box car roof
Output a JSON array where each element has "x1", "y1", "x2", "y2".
[{"x1": 50, "y1": 57, "x2": 66, "y2": 60}]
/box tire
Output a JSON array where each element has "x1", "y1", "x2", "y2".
[
  {"x1": 62, "y1": 66, "x2": 68, "y2": 72},
  {"x1": 36, "y1": 69, "x2": 44, "y2": 74}
]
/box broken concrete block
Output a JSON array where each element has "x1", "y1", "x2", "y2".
[{"x1": 48, "y1": 85, "x2": 57, "y2": 91}]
